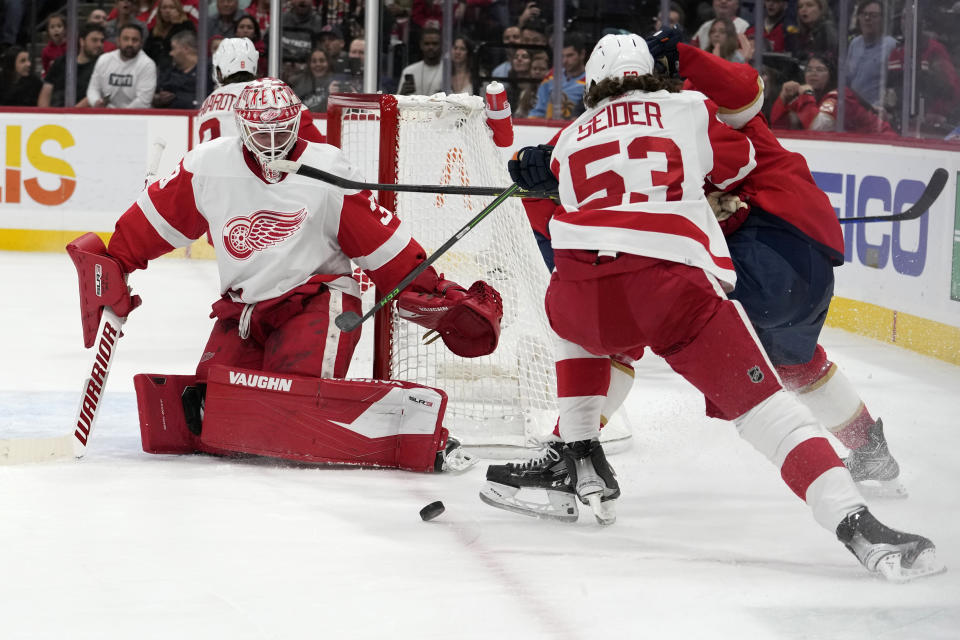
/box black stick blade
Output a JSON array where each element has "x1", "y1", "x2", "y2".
[{"x1": 335, "y1": 311, "x2": 363, "y2": 333}]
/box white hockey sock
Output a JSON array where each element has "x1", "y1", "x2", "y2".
[{"x1": 601, "y1": 358, "x2": 635, "y2": 427}]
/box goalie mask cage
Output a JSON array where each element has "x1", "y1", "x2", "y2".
[{"x1": 327, "y1": 93, "x2": 631, "y2": 454}]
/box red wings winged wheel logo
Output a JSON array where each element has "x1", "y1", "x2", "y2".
[{"x1": 222, "y1": 207, "x2": 308, "y2": 260}]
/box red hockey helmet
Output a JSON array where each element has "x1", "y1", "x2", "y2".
[{"x1": 234, "y1": 78, "x2": 302, "y2": 181}]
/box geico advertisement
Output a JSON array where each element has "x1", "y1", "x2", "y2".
[
  {"x1": 0, "y1": 114, "x2": 147, "y2": 230},
  {"x1": 780, "y1": 138, "x2": 959, "y2": 326}
]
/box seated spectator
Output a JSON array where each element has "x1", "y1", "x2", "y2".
[
  {"x1": 490, "y1": 24, "x2": 523, "y2": 79},
  {"x1": 399, "y1": 26, "x2": 443, "y2": 95},
  {"x1": 152, "y1": 28, "x2": 200, "y2": 108},
  {"x1": 708, "y1": 17, "x2": 751, "y2": 63},
  {"x1": 770, "y1": 53, "x2": 895, "y2": 135},
  {"x1": 0, "y1": 46, "x2": 43, "y2": 106},
  {"x1": 529, "y1": 33, "x2": 586, "y2": 120},
  {"x1": 521, "y1": 19, "x2": 548, "y2": 48},
  {"x1": 292, "y1": 47, "x2": 334, "y2": 112},
  {"x1": 87, "y1": 7, "x2": 118, "y2": 52},
  {"x1": 411, "y1": 0, "x2": 442, "y2": 37},
  {"x1": 38, "y1": 23, "x2": 106, "y2": 107},
  {"x1": 105, "y1": 0, "x2": 147, "y2": 45},
  {"x1": 208, "y1": 34, "x2": 224, "y2": 57},
  {"x1": 886, "y1": 14, "x2": 960, "y2": 134},
  {"x1": 330, "y1": 37, "x2": 366, "y2": 95},
  {"x1": 277, "y1": 0, "x2": 323, "y2": 70},
  {"x1": 245, "y1": 0, "x2": 271, "y2": 34},
  {"x1": 745, "y1": 0, "x2": 796, "y2": 53},
  {"x1": 234, "y1": 14, "x2": 266, "y2": 76},
  {"x1": 86, "y1": 22, "x2": 157, "y2": 108},
  {"x1": 505, "y1": 48, "x2": 532, "y2": 115},
  {"x1": 88, "y1": 9, "x2": 109, "y2": 26},
  {"x1": 318, "y1": 25, "x2": 348, "y2": 74},
  {"x1": 450, "y1": 35, "x2": 474, "y2": 95},
  {"x1": 504, "y1": 47, "x2": 531, "y2": 96},
  {"x1": 211, "y1": 0, "x2": 243, "y2": 38},
  {"x1": 144, "y1": 0, "x2": 196, "y2": 72},
  {"x1": 514, "y1": 50, "x2": 550, "y2": 118},
  {"x1": 790, "y1": 0, "x2": 837, "y2": 62},
  {"x1": 41, "y1": 13, "x2": 67, "y2": 77},
  {"x1": 655, "y1": 2, "x2": 687, "y2": 39},
  {"x1": 692, "y1": 0, "x2": 749, "y2": 50},
  {"x1": 845, "y1": 0, "x2": 896, "y2": 109}
]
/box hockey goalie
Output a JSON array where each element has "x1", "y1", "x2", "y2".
[{"x1": 67, "y1": 78, "x2": 502, "y2": 472}]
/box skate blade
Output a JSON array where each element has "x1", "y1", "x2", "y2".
[
  {"x1": 874, "y1": 548, "x2": 946, "y2": 583},
  {"x1": 585, "y1": 493, "x2": 616, "y2": 526},
  {"x1": 855, "y1": 478, "x2": 908, "y2": 500},
  {"x1": 479, "y1": 482, "x2": 579, "y2": 522}
]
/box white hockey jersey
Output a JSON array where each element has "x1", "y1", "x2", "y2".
[
  {"x1": 549, "y1": 89, "x2": 756, "y2": 289},
  {"x1": 108, "y1": 137, "x2": 424, "y2": 304},
  {"x1": 196, "y1": 82, "x2": 249, "y2": 143}
]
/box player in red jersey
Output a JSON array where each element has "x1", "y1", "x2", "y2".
[
  {"x1": 498, "y1": 28, "x2": 905, "y2": 499},
  {"x1": 69, "y1": 78, "x2": 502, "y2": 472},
  {"x1": 480, "y1": 34, "x2": 938, "y2": 582}
]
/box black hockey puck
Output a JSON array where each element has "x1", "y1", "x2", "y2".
[{"x1": 419, "y1": 501, "x2": 445, "y2": 521}]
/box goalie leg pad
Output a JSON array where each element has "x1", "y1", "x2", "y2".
[
  {"x1": 133, "y1": 373, "x2": 235, "y2": 456},
  {"x1": 200, "y1": 365, "x2": 450, "y2": 472}
]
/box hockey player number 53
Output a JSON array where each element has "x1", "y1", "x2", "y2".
[{"x1": 568, "y1": 137, "x2": 684, "y2": 209}]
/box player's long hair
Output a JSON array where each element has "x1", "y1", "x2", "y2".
[{"x1": 584, "y1": 75, "x2": 683, "y2": 109}]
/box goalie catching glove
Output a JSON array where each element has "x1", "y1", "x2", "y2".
[
  {"x1": 397, "y1": 278, "x2": 503, "y2": 358},
  {"x1": 508, "y1": 144, "x2": 559, "y2": 193}
]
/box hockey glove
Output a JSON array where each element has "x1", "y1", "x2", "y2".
[
  {"x1": 397, "y1": 279, "x2": 503, "y2": 358},
  {"x1": 645, "y1": 26, "x2": 682, "y2": 77},
  {"x1": 508, "y1": 145, "x2": 559, "y2": 193},
  {"x1": 66, "y1": 232, "x2": 142, "y2": 348}
]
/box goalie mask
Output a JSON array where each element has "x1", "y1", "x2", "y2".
[
  {"x1": 584, "y1": 33, "x2": 656, "y2": 93},
  {"x1": 212, "y1": 37, "x2": 259, "y2": 86},
  {"x1": 235, "y1": 78, "x2": 302, "y2": 182}
]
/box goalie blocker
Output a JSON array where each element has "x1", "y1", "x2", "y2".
[{"x1": 134, "y1": 365, "x2": 454, "y2": 472}]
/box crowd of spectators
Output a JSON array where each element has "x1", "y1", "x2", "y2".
[{"x1": 0, "y1": 0, "x2": 957, "y2": 138}]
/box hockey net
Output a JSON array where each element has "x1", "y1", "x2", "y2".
[{"x1": 327, "y1": 93, "x2": 631, "y2": 454}]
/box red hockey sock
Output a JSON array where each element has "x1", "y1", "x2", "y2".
[{"x1": 831, "y1": 405, "x2": 875, "y2": 450}]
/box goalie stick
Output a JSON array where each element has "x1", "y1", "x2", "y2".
[
  {"x1": 334, "y1": 183, "x2": 521, "y2": 332},
  {"x1": 838, "y1": 168, "x2": 947, "y2": 224},
  {"x1": 0, "y1": 140, "x2": 166, "y2": 465},
  {"x1": 267, "y1": 159, "x2": 558, "y2": 199}
]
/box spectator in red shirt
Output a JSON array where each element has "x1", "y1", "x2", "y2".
[
  {"x1": 886, "y1": 22, "x2": 960, "y2": 133},
  {"x1": 245, "y1": 0, "x2": 271, "y2": 34},
  {"x1": 41, "y1": 14, "x2": 67, "y2": 77},
  {"x1": 770, "y1": 53, "x2": 895, "y2": 136}
]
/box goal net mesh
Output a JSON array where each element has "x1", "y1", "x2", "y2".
[{"x1": 328, "y1": 94, "x2": 630, "y2": 453}]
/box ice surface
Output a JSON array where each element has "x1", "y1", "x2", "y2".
[{"x1": 1, "y1": 251, "x2": 958, "y2": 639}]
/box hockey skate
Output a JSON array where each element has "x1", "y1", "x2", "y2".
[
  {"x1": 844, "y1": 419, "x2": 907, "y2": 499},
  {"x1": 562, "y1": 439, "x2": 620, "y2": 525},
  {"x1": 836, "y1": 507, "x2": 944, "y2": 582},
  {"x1": 435, "y1": 437, "x2": 477, "y2": 472},
  {"x1": 479, "y1": 440, "x2": 580, "y2": 522}
]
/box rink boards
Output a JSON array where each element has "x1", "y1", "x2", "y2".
[{"x1": 0, "y1": 107, "x2": 957, "y2": 364}]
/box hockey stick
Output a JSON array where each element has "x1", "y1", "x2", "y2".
[
  {"x1": 268, "y1": 159, "x2": 558, "y2": 200},
  {"x1": 0, "y1": 302, "x2": 126, "y2": 465},
  {"x1": 334, "y1": 183, "x2": 522, "y2": 332},
  {"x1": 838, "y1": 168, "x2": 947, "y2": 224},
  {"x1": 0, "y1": 142, "x2": 166, "y2": 465}
]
